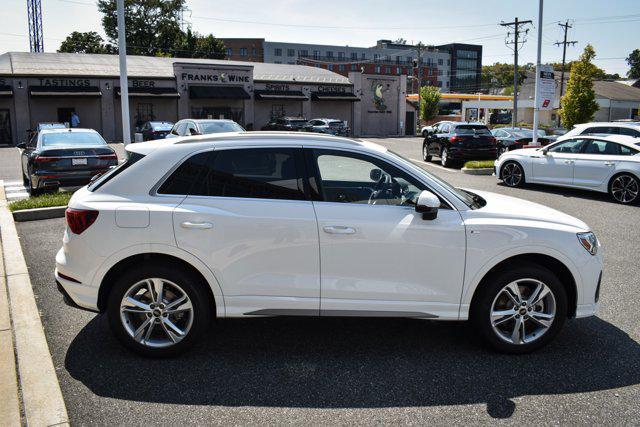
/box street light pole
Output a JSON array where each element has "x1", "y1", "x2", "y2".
[
  {"x1": 117, "y1": 0, "x2": 131, "y2": 145},
  {"x1": 532, "y1": 0, "x2": 544, "y2": 146}
]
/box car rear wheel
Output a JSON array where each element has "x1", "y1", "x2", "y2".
[
  {"x1": 440, "y1": 147, "x2": 453, "y2": 168},
  {"x1": 608, "y1": 173, "x2": 639, "y2": 205},
  {"x1": 107, "y1": 264, "x2": 212, "y2": 357},
  {"x1": 422, "y1": 144, "x2": 432, "y2": 162},
  {"x1": 470, "y1": 264, "x2": 567, "y2": 354},
  {"x1": 28, "y1": 174, "x2": 41, "y2": 196},
  {"x1": 500, "y1": 161, "x2": 525, "y2": 187},
  {"x1": 497, "y1": 146, "x2": 507, "y2": 158}
]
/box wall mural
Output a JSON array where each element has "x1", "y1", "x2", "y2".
[{"x1": 371, "y1": 81, "x2": 389, "y2": 112}]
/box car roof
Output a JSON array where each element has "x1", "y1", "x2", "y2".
[
  {"x1": 126, "y1": 131, "x2": 383, "y2": 156},
  {"x1": 454, "y1": 122, "x2": 487, "y2": 126},
  {"x1": 574, "y1": 122, "x2": 640, "y2": 129},
  {"x1": 39, "y1": 128, "x2": 98, "y2": 134},
  {"x1": 559, "y1": 134, "x2": 640, "y2": 149}
]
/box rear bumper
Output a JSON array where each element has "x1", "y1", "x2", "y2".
[
  {"x1": 448, "y1": 147, "x2": 497, "y2": 161},
  {"x1": 32, "y1": 168, "x2": 112, "y2": 188}
]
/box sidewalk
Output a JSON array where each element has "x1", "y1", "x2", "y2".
[{"x1": 0, "y1": 182, "x2": 69, "y2": 426}]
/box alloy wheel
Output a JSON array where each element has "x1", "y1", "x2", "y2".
[
  {"x1": 441, "y1": 148, "x2": 448, "y2": 166},
  {"x1": 611, "y1": 174, "x2": 639, "y2": 204},
  {"x1": 119, "y1": 278, "x2": 194, "y2": 348},
  {"x1": 490, "y1": 278, "x2": 556, "y2": 345},
  {"x1": 423, "y1": 145, "x2": 429, "y2": 161},
  {"x1": 502, "y1": 162, "x2": 523, "y2": 187}
]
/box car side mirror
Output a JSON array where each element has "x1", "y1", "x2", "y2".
[
  {"x1": 17, "y1": 142, "x2": 26, "y2": 149},
  {"x1": 369, "y1": 168, "x2": 383, "y2": 181},
  {"x1": 415, "y1": 190, "x2": 440, "y2": 220}
]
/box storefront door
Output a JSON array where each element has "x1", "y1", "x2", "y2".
[{"x1": 0, "y1": 110, "x2": 11, "y2": 145}]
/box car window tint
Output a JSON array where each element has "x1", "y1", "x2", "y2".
[
  {"x1": 583, "y1": 139, "x2": 621, "y2": 155},
  {"x1": 440, "y1": 124, "x2": 450, "y2": 133},
  {"x1": 314, "y1": 150, "x2": 425, "y2": 207},
  {"x1": 192, "y1": 148, "x2": 305, "y2": 200},
  {"x1": 619, "y1": 127, "x2": 640, "y2": 137},
  {"x1": 549, "y1": 139, "x2": 586, "y2": 153},
  {"x1": 584, "y1": 126, "x2": 618, "y2": 135},
  {"x1": 157, "y1": 151, "x2": 211, "y2": 195},
  {"x1": 455, "y1": 125, "x2": 490, "y2": 135},
  {"x1": 619, "y1": 144, "x2": 638, "y2": 156}
]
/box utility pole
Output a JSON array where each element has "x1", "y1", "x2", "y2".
[
  {"x1": 501, "y1": 17, "x2": 532, "y2": 128},
  {"x1": 415, "y1": 43, "x2": 425, "y2": 130},
  {"x1": 554, "y1": 21, "x2": 578, "y2": 127},
  {"x1": 532, "y1": 0, "x2": 543, "y2": 146},
  {"x1": 117, "y1": 0, "x2": 131, "y2": 145}
]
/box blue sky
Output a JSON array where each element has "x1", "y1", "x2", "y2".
[{"x1": 1, "y1": 0, "x2": 637, "y2": 76}]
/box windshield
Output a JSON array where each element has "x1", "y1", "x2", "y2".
[
  {"x1": 39, "y1": 123, "x2": 66, "y2": 130},
  {"x1": 200, "y1": 121, "x2": 244, "y2": 134},
  {"x1": 150, "y1": 122, "x2": 173, "y2": 131},
  {"x1": 42, "y1": 132, "x2": 107, "y2": 147},
  {"x1": 386, "y1": 150, "x2": 485, "y2": 209},
  {"x1": 455, "y1": 125, "x2": 491, "y2": 135},
  {"x1": 512, "y1": 129, "x2": 545, "y2": 138}
]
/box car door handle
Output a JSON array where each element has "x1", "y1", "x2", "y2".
[
  {"x1": 323, "y1": 226, "x2": 356, "y2": 235},
  {"x1": 181, "y1": 221, "x2": 213, "y2": 230},
  {"x1": 604, "y1": 162, "x2": 615, "y2": 166},
  {"x1": 564, "y1": 160, "x2": 574, "y2": 164}
]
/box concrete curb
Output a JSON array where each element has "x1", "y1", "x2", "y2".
[
  {"x1": 0, "y1": 182, "x2": 69, "y2": 426},
  {"x1": 461, "y1": 167, "x2": 494, "y2": 175},
  {"x1": 13, "y1": 206, "x2": 67, "y2": 222}
]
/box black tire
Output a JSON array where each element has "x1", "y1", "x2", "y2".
[
  {"x1": 500, "y1": 161, "x2": 525, "y2": 187},
  {"x1": 497, "y1": 146, "x2": 507, "y2": 158},
  {"x1": 22, "y1": 169, "x2": 29, "y2": 186},
  {"x1": 107, "y1": 264, "x2": 213, "y2": 358},
  {"x1": 440, "y1": 147, "x2": 453, "y2": 168},
  {"x1": 608, "y1": 173, "x2": 639, "y2": 205},
  {"x1": 470, "y1": 264, "x2": 567, "y2": 354},
  {"x1": 422, "y1": 130, "x2": 428, "y2": 137},
  {"x1": 422, "y1": 143, "x2": 432, "y2": 162},
  {"x1": 28, "y1": 175, "x2": 41, "y2": 197}
]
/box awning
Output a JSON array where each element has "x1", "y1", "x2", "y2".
[
  {"x1": 254, "y1": 90, "x2": 308, "y2": 100},
  {"x1": 29, "y1": 86, "x2": 102, "y2": 97},
  {"x1": 0, "y1": 85, "x2": 13, "y2": 97},
  {"x1": 189, "y1": 85, "x2": 250, "y2": 100},
  {"x1": 311, "y1": 92, "x2": 360, "y2": 101},
  {"x1": 115, "y1": 87, "x2": 180, "y2": 98}
]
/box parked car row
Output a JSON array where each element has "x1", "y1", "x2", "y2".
[{"x1": 262, "y1": 117, "x2": 350, "y2": 136}]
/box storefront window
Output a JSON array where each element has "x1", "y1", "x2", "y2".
[{"x1": 135, "y1": 103, "x2": 155, "y2": 128}]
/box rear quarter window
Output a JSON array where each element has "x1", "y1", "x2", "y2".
[{"x1": 88, "y1": 152, "x2": 145, "y2": 192}]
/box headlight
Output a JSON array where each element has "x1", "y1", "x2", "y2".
[{"x1": 577, "y1": 232, "x2": 598, "y2": 256}]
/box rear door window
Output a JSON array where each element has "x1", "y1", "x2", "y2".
[
  {"x1": 191, "y1": 148, "x2": 306, "y2": 201},
  {"x1": 619, "y1": 127, "x2": 640, "y2": 137},
  {"x1": 157, "y1": 151, "x2": 212, "y2": 195},
  {"x1": 583, "y1": 126, "x2": 618, "y2": 135}
]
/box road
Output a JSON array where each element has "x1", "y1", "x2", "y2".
[{"x1": 16, "y1": 137, "x2": 640, "y2": 424}]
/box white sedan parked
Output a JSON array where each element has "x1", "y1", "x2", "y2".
[
  {"x1": 495, "y1": 135, "x2": 640, "y2": 204},
  {"x1": 56, "y1": 132, "x2": 602, "y2": 357}
]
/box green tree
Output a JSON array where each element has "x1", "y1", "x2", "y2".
[
  {"x1": 420, "y1": 85, "x2": 441, "y2": 122},
  {"x1": 560, "y1": 44, "x2": 600, "y2": 129},
  {"x1": 89, "y1": 0, "x2": 225, "y2": 59},
  {"x1": 172, "y1": 28, "x2": 225, "y2": 59},
  {"x1": 58, "y1": 31, "x2": 112, "y2": 54},
  {"x1": 626, "y1": 49, "x2": 640, "y2": 79}
]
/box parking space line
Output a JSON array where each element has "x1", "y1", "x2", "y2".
[{"x1": 409, "y1": 158, "x2": 460, "y2": 173}]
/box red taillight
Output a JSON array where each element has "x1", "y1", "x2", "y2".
[
  {"x1": 65, "y1": 208, "x2": 99, "y2": 235},
  {"x1": 488, "y1": 136, "x2": 497, "y2": 144},
  {"x1": 450, "y1": 136, "x2": 463, "y2": 142},
  {"x1": 96, "y1": 154, "x2": 118, "y2": 161},
  {"x1": 35, "y1": 156, "x2": 60, "y2": 164}
]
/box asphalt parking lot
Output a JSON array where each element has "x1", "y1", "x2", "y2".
[{"x1": 16, "y1": 137, "x2": 640, "y2": 424}]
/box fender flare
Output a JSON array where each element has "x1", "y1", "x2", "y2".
[
  {"x1": 458, "y1": 245, "x2": 582, "y2": 319},
  {"x1": 89, "y1": 243, "x2": 226, "y2": 317}
]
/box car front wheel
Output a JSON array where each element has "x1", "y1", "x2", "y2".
[
  {"x1": 470, "y1": 264, "x2": 567, "y2": 354},
  {"x1": 107, "y1": 264, "x2": 212, "y2": 357}
]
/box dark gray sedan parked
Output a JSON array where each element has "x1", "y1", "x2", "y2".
[
  {"x1": 18, "y1": 128, "x2": 117, "y2": 195},
  {"x1": 302, "y1": 118, "x2": 350, "y2": 136},
  {"x1": 491, "y1": 127, "x2": 553, "y2": 156}
]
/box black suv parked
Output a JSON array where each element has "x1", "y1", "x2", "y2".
[{"x1": 423, "y1": 123, "x2": 497, "y2": 167}]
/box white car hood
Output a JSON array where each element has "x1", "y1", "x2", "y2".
[{"x1": 465, "y1": 189, "x2": 590, "y2": 231}]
